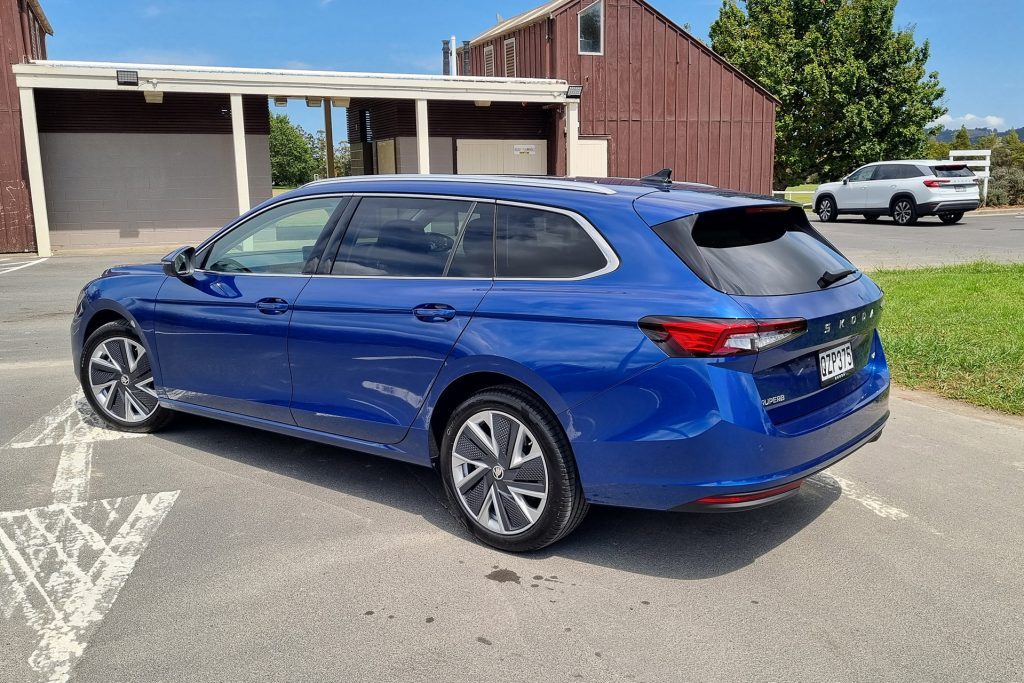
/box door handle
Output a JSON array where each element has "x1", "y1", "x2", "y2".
[
  {"x1": 413, "y1": 303, "x2": 457, "y2": 322},
  {"x1": 256, "y1": 297, "x2": 290, "y2": 315}
]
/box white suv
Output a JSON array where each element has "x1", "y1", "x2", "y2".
[{"x1": 813, "y1": 160, "x2": 980, "y2": 226}]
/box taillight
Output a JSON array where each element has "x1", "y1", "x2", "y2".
[
  {"x1": 639, "y1": 317, "x2": 807, "y2": 357},
  {"x1": 923, "y1": 179, "x2": 950, "y2": 188}
]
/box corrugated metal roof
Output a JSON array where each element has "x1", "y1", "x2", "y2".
[{"x1": 469, "y1": 0, "x2": 573, "y2": 46}]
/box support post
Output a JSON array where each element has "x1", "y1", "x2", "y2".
[
  {"x1": 415, "y1": 99, "x2": 430, "y2": 174},
  {"x1": 19, "y1": 87, "x2": 51, "y2": 257},
  {"x1": 324, "y1": 99, "x2": 335, "y2": 178},
  {"x1": 230, "y1": 93, "x2": 250, "y2": 213},
  {"x1": 565, "y1": 101, "x2": 581, "y2": 177}
]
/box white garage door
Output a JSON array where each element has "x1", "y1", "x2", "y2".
[{"x1": 456, "y1": 139, "x2": 548, "y2": 175}]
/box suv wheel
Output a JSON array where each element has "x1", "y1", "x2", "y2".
[
  {"x1": 79, "y1": 320, "x2": 173, "y2": 432},
  {"x1": 439, "y1": 386, "x2": 589, "y2": 552},
  {"x1": 939, "y1": 211, "x2": 964, "y2": 225},
  {"x1": 891, "y1": 198, "x2": 918, "y2": 226},
  {"x1": 817, "y1": 197, "x2": 838, "y2": 223}
]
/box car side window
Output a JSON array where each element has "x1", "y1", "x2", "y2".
[
  {"x1": 203, "y1": 197, "x2": 343, "y2": 274},
  {"x1": 494, "y1": 204, "x2": 609, "y2": 278},
  {"x1": 331, "y1": 197, "x2": 493, "y2": 277},
  {"x1": 847, "y1": 166, "x2": 876, "y2": 182}
]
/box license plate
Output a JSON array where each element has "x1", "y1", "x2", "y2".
[
  {"x1": 818, "y1": 343, "x2": 855, "y2": 386},
  {"x1": 955, "y1": 185, "x2": 966, "y2": 192}
]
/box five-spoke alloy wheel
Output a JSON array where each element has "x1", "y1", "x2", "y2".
[
  {"x1": 817, "y1": 196, "x2": 837, "y2": 223},
  {"x1": 892, "y1": 198, "x2": 918, "y2": 226},
  {"x1": 80, "y1": 320, "x2": 172, "y2": 432},
  {"x1": 440, "y1": 386, "x2": 588, "y2": 552}
]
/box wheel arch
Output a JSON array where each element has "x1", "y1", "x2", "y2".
[
  {"x1": 888, "y1": 192, "x2": 917, "y2": 214},
  {"x1": 815, "y1": 193, "x2": 836, "y2": 212}
]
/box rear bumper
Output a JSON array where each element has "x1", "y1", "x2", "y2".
[
  {"x1": 918, "y1": 199, "x2": 979, "y2": 215},
  {"x1": 563, "y1": 335, "x2": 891, "y2": 511}
]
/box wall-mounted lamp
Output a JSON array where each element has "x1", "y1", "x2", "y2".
[
  {"x1": 306, "y1": 96, "x2": 323, "y2": 108},
  {"x1": 566, "y1": 84, "x2": 584, "y2": 99},
  {"x1": 273, "y1": 96, "x2": 289, "y2": 107},
  {"x1": 116, "y1": 70, "x2": 139, "y2": 86},
  {"x1": 474, "y1": 100, "x2": 491, "y2": 107},
  {"x1": 143, "y1": 91, "x2": 164, "y2": 104},
  {"x1": 331, "y1": 97, "x2": 350, "y2": 108}
]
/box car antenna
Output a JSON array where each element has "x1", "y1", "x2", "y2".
[{"x1": 640, "y1": 168, "x2": 673, "y2": 189}]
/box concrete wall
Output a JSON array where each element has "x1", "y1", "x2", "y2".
[{"x1": 39, "y1": 132, "x2": 271, "y2": 250}]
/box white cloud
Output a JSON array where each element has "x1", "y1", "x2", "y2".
[{"x1": 933, "y1": 113, "x2": 1006, "y2": 129}]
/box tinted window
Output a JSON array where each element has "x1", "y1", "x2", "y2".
[
  {"x1": 495, "y1": 205, "x2": 609, "y2": 278},
  {"x1": 204, "y1": 197, "x2": 342, "y2": 274},
  {"x1": 332, "y1": 197, "x2": 492, "y2": 277},
  {"x1": 931, "y1": 164, "x2": 975, "y2": 178},
  {"x1": 847, "y1": 166, "x2": 876, "y2": 182},
  {"x1": 579, "y1": 0, "x2": 603, "y2": 54},
  {"x1": 873, "y1": 164, "x2": 918, "y2": 180},
  {"x1": 652, "y1": 207, "x2": 856, "y2": 296}
]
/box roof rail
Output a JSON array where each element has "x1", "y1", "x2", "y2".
[{"x1": 300, "y1": 174, "x2": 617, "y2": 195}]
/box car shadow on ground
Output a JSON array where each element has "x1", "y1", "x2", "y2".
[{"x1": 152, "y1": 413, "x2": 841, "y2": 581}]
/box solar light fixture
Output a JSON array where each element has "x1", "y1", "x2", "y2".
[
  {"x1": 273, "y1": 96, "x2": 289, "y2": 107},
  {"x1": 306, "y1": 96, "x2": 323, "y2": 108},
  {"x1": 143, "y1": 91, "x2": 164, "y2": 104},
  {"x1": 566, "y1": 84, "x2": 584, "y2": 98},
  {"x1": 331, "y1": 97, "x2": 350, "y2": 108},
  {"x1": 116, "y1": 70, "x2": 139, "y2": 86}
]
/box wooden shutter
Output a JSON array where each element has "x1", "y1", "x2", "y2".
[
  {"x1": 504, "y1": 38, "x2": 517, "y2": 77},
  {"x1": 483, "y1": 45, "x2": 495, "y2": 77}
]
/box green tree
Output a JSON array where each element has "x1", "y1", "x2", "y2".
[
  {"x1": 952, "y1": 125, "x2": 972, "y2": 149},
  {"x1": 710, "y1": 0, "x2": 946, "y2": 187},
  {"x1": 269, "y1": 114, "x2": 316, "y2": 186},
  {"x1": 307, "y1": 131, "x2": 353, "y2": 178},
  {"x1": 925, "y1": 137, "x2": 951, "y2": 160}
]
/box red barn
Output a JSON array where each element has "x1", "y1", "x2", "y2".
[{"x1": 459, "y1": 0, "x2": 778, "y2": 193}]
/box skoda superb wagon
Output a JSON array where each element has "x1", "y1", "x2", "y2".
[{"x1": 72, "y1": 174, "x2": 890, "y2": 551}]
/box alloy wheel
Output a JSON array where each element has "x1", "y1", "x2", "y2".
[
  {"x1": 88, "y1": 336, "x2": 159, "y2": 423},
  {"x1": 893, "y1": 201, "x2": 913, "y2": 224},
  {"x1": 450, "y1": 410, "x2": 549, "y2": 535},
  {"x1": 818, "y1": 200, "x2": 832, "y2": 221}
]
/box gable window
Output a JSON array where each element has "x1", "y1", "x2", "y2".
[
  {"x1": 504, "y1": 38, "x2": 517, "y2": 77},
  {"x1": 483, "y1": 45, "x2": 495, "y2": 77},
  {"x1": 579, "y1": 0, "x2": 603, "y2": 55}
]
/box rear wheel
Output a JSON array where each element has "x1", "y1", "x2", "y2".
[
  {"x1": 817, "y1": 196, "x2": 838, "y2": 223},
  {"x1": 439, "y1": 386, "x2": 588, "y2": 552},
  {"x1": 939, "y1": 211, "x2": 964, "y2": 225},
  {"x1": 891, "y1": 198, "x2": 918, "y2": 226},
  {"x1": 79, "y1": 320, "x2": 173, "y2": 432}
]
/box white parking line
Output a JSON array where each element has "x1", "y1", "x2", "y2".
[
  {"x1": 809, "y1": 471, "x2": 942, "y2": 535},
  {"x1": 1, "y1": 392, "x2": 179, "y2": 682},
  {"x1": 0, "y1": 257, "x2": 48, "y2": 275}
]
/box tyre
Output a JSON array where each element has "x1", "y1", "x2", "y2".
[
  {"x1": 79, "y1": 320, "x2": 173, "y2": 433},
  {"x1": 863, "y1": 214, "x2": 880, "y2": 223},
  {"x1": 939, "y1": 211, "x2": 964, "y2": 225},
  {"x1": 817, "y1": 196, "x2": 838, "y2": 223},
  {"x1": 439, "y1": 386, "x2": 589, "y2": 552},
  {"x1": 891, "y1": 197, "x2": 918, "y2": 225}
]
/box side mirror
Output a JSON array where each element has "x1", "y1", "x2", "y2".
[
  {"x1": 162, "y1": 246, "x2": 196, "y2": 279},
  {"x1": 842, "y1": 178, "x2": 849, "y2": 185}
]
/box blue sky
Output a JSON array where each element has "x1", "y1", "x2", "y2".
[{"x1": 40, "y1": 0, "x2": 1022, "y2": 138}]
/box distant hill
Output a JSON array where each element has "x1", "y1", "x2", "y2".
[{"x1": 935, "y1": 127, "x2": 1024, "y2": 144}]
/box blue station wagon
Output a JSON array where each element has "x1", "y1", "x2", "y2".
[{"x1": 72, "y1": 174, "x2": 890, "y2": 551}]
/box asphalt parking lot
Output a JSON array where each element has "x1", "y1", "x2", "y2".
[{"x1": 2, "y1": 215, "x2": 1023, "y2": 682}]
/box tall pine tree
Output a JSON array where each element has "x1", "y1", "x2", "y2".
[{"x1": 710, "y1": 0, "x2": 946, "y2": 187}]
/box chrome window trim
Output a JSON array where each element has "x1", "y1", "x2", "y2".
[{"x1": 189, "y1": 192, "x2": 620, "y2": 283}]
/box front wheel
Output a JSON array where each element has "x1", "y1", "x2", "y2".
[
  {"x1": 439, "y1": 386, "x2": 589, "y2": 552},
  {"x1": 817, "y1": 197, "x2": 838, "y2": 223},
  {"x1": 939, "y1": 211, "x2": 964, "y2": 225},
  {"x1": 79, "y1": 320, "x2": 173, "y2": 432},
  {"x1": 891, "y1": 198, "x2": 918, "y2": 225}
]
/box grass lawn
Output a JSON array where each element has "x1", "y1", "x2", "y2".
[
  {"x1": 870, "y1": 262, "x2": 1024, "y2": 415},
  {"x1": 782, "y1": 183, "x2": 817, "y2": 203},
  {"x1": 272, "y1": 186, "x2": 297, "y2": 197}
]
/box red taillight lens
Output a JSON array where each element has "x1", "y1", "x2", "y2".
[
  {"x1": 639, "y1": 317, "x2": 807, "y2": 357},
  {"x1": 696, "y1": 480, "x2": 803, "y2": 505},
  {"x1": 923, "y1": 179, "x2": 950, "y2": 188}
]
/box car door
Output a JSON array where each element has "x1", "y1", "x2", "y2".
[
  {"x1": 864, "y1": 164, "x2": 905, "y2": 209},
  {"x1": 835, "y1": 165, "x2": 876, "y2": 210},
  {"x1": 287, "y1": 195, "x2": 495, "y2": 444},
  {"x1": 154, "y1": 195, "x2": 347, "y2": 423}
]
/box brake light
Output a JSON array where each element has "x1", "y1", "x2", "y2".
[
  {"x1": 923, "y1": 179, "x2": 951, "y2": 188},
  {"x1": 696, "y1": 480, "x2": 803, "y2": 505},
  {"x1": 639, "y1": 317, "x2": 807, "y2": 357}
]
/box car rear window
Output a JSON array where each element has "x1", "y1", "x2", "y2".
[
  {"x1": 651, "y1": 206, "x2": 857, "y2": 296},
  {"x1": 931, "y1": 164, "x2": 975, "y2": 178}
]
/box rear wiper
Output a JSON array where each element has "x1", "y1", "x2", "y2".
[{"x1": 817, "y1": 268, "x2": 857, "y2": 289}]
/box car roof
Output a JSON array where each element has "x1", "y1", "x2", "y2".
[
  {"x1": 863, "y1": 160, "x2": 952, "y2": 166},
  {"x1": 276, "y1": 174, "x2": 784, "y2": 217}
]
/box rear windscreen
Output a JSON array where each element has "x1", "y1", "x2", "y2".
[
  {"x1": 651, "y1": 206, "x2": 857, "y2": 296},
  {"x1": 931, "y1": 165, "x2": 975, "y2": 177}
]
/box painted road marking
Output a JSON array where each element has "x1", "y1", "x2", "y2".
[
  {"x1": 1, "y1": 392, "x2": 179, "y2": 682},
  {"x1": 0, "y1": 257, "x2": 48, "y2": 275},
  {"x1": 809, "y1": 472, "x2": 941, "y2": 535}
]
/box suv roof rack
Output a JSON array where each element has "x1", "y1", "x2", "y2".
[{"x1": 301, "y1": 174, "x2": 617, "y2": 195}]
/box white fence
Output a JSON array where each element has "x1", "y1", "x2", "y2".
[{"x1": 949, "y1": 149, "x2": 991, "y2": 203}]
